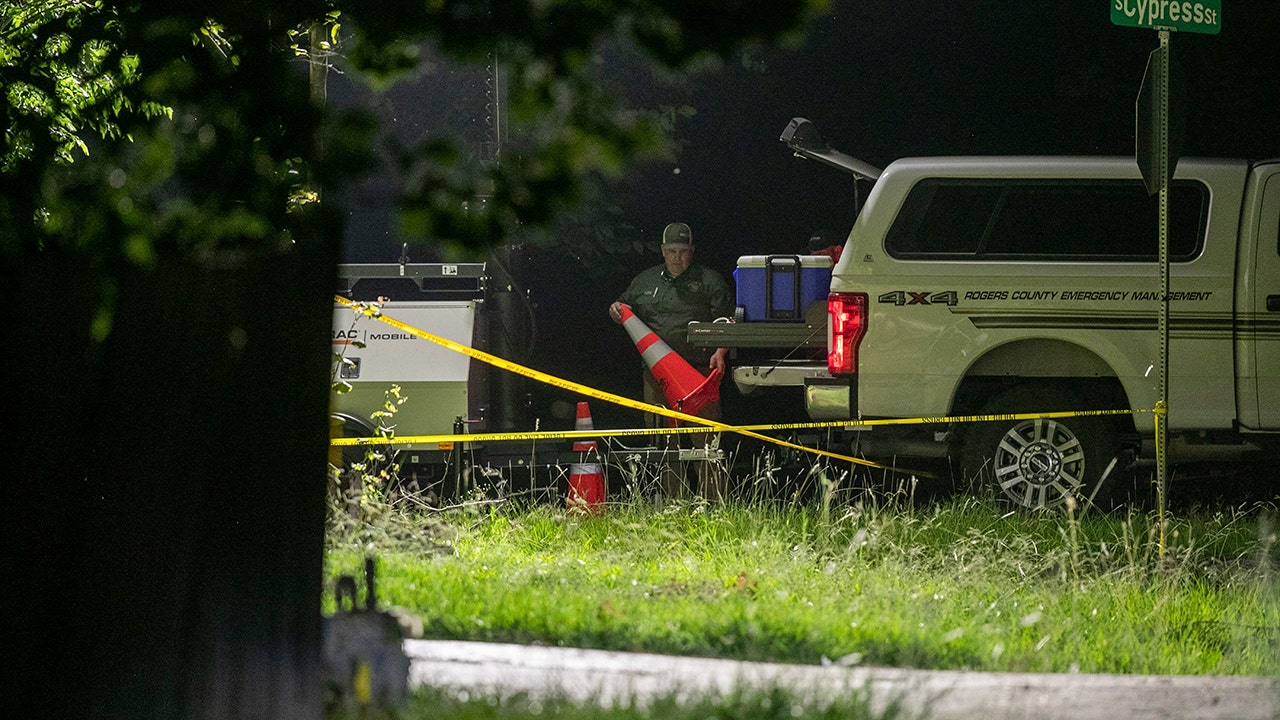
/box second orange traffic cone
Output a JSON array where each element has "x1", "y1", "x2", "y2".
[
  {"x1": 615, "y1": 303, "x2": 722, "y2": 417},
  {"x1": 567, "y1": 401, "x2": 605, "y2": 513}
]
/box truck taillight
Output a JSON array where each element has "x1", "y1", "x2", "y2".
[{"x1": 827, "y1": 292, "x2": 868, "y2": 376}]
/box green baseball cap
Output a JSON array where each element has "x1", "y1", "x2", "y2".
[{"x1": 662, "y1": 222, "x2": 693, "y2": 248}]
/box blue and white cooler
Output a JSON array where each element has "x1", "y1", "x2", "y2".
[{"x1": 733, "y1": 255, "x2": 833, "y2": 322}]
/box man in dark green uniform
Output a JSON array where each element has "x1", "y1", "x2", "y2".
[{"x1": 609, "y1": 221, "x2": 733, "y2": 498}]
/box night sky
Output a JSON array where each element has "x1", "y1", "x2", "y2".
[
  {"x1": 645, "y1": 0, "x2": 1278, "y2": 271},
  {"x1": 335, "y1": 0, "x2": 1280, "y2": 430}
]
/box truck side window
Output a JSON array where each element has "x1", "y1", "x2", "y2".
[
  {"x1": 885, "y1": 181, "x2": 1002, "y2": 256},
  {"x1": 886, "y1": 178, "x2": 1207, "y2": 262}
]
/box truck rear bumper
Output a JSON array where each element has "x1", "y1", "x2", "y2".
[
  {"x1": 804, "y1": 376, "x2": 853, "y2": 421},
  {"x1": 732, "y1": 364, "x2": 829, "y2": 389},
  {"x1": 732, "y1": 365, "x2": 854, "y2": 421}
]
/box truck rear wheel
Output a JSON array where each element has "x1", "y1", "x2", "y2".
[{"x1": 959, "y1": 386, "x2": 1120, "y2": 510}]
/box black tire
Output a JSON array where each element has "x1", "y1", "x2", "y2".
[{"x1": 959, "y1": 385, "x2": 1122, "y2": 510}]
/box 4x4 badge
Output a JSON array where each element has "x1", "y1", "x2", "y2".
[{"x1": 878, "y1": 290, "x2": 958, "y2": 306}]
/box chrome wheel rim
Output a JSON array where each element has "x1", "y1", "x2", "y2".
[{"x1": 992, "y1": 418, "x2": 1085, "y2": 509}]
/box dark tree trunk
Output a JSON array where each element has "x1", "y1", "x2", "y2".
[{"x1": 4, "y1": 242, "x2": 336, "y2": 720}]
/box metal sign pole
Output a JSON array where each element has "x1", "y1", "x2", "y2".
[{"x1": 1155, "y1": 29, "x2": 1171, "y2": 557}]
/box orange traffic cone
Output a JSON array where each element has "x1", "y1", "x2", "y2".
[
  {"x1": 567, "y1": 401, "x2": 605, "y2": 513},
  {"x1": 616, "y1": 303, "x2": 722, "y2": 417}
]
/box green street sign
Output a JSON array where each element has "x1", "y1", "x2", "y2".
[{"x1": 1111, "y1": 0, "x2": 1221, "y2": 34}]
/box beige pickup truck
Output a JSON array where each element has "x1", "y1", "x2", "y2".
[{"x1": 695, "y1": 118, "x2": 1280, "y2": 509}]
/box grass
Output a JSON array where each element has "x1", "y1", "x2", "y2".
[
  {"x1": 322, "y1": 683, "x2": 905, "y2": 720},
  {"x1": 325, "y1": 473, "x2": 1280, "y2": 679},
  {"x1": 408, "y1": 684, "x2": 899, "y2": 720}
]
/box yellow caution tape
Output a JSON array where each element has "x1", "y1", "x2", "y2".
[
  {"x1": 335, "y1": 296, "x2": 918, "y2": 474},
  {"x1": 333, "y1": 296, "x2": 1146, "y2": 477},
  {"x1": 736, "y1": 407, "x2": 1142, "y2": 432},
  {"x1": 1152, "y1": 399, "x2": 1169, "y2": 477},
  {"x1": 330, "y1": 408, "x2": 1142, "y2": 447}
]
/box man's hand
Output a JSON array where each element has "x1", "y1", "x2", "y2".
[
  {"x1": 608, "y1": 301, "x2": 624, "y2": 324},
  {"x1": 710, "y1": 347, "x2": 727, "y2": 372}
]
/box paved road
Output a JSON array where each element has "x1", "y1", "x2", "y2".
[{"x1": 406, "y1": 640, "x2": 1279, "y2": 720}]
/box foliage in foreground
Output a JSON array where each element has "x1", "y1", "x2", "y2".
[
  {"x1": 326, "y1": 487, "x2": 1280, "y2": 677},
  {"x1": 2, "y1": 0, "x2": 827, "y2": 262}
]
